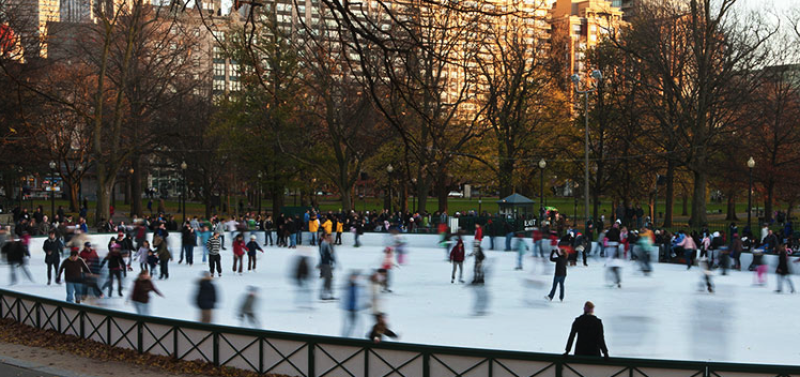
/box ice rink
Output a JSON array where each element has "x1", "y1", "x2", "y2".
[{"x1": 2, "y1": 233, "x2": 799, "y2": 365}]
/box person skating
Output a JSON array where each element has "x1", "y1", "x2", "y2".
[
  {"x1": 4, "y1": 236, "x2": 34, "y2": 285},
  {"x1": 676, "y1": 230, "x2": 697, "y2": 269},
  {"x1": 380, "y1": 247, "x2": 398, "y2": 292},
  {"x1": 514, "y1": 233, "x2": 528, "y2": 270},
  {"x1": 449, "y1": 235, "x2": 465, "y2": 284},
  {"x1": 564, "y1": 301, "x2": 609, "y2": 359},
  {"x1": 100, "y1": 244, "x2": 126, "y2": 297},
  {"x1": 263, "y1": 215, "x2": 274, "y2": 247},
  {"x1": 319, "y1": 233, "x2": 336, "y2": 300},
  {"x1": 698, "y1": 257, "x2": 714, "y2": 293},
  {"x1": 206, "y1": 231, "x2": 223, "y2": 277},
  {"x1": 57, "y1": 250, "x2": 92, "y2": 304},
  {"x1": 180, "y1": 221, "x2": 196, "y2": 266},
  {"x1": 752, "y1": 248, "x2": 767, "y2": 286},
  {"x1": 232, "y1": 234, "x2": 246, "y2": 275},
  {"x1": 196, "y1": 271, "x2": 217, "y2": 323},
  {"x1": 79, "y1": 242, "x2": 104, "y2": 300},
  {"x1": 775, "y1": 244, "x2": 795, "y2": 293},
  {"x1": 468, "y1": 239, "x2": 486, "y2": 285},
  {"x1": 246, "y1": 235, "x2": 264, "y2": 272},
  {"x1": 135, "y1": 240, "x2": 151, "y2": 272},
  {"x1": 154, "y1": 236, "x2": 172, "y2": 280},
  {"x1": 546, "y1": 246, "x2": 568, "y2": 301},
  {"x1": 368, "y1": 313, "x2": 398, "y2": 343},
  {"x1": 238, "y1": 286, "x2": 260, "y2": 327},
  {"x1": 128, "y1": 270, "x2": 163, "y2": 316},
  {"x1": 731, "y1": 234, "x2": 743, "y2": 271},
  {"x1": 42, "y1": 231, "x2": 63, "y2": 285},
  {"x1": 341, "y1": 271, "x2": 366, "y2": 337}
]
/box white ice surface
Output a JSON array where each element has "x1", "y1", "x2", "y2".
[{"x1": 3, "y1": 234, "x2": 800, "y2": 365}]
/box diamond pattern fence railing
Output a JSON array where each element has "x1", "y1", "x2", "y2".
[{"x1": 0, "y1": 288, "x2": 798, "y2": 377}]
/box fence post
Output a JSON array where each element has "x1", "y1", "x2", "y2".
[
  {"x1": 213, "y1": 332, "x2": 220, "y2": 367},
  {"x1": 423, "y1": 352, "x2": 430, "y2": 377},
  {"x1": 107, "y1": 316, "x2": 112, "y2": 345},
  {"x1": 57, "y1": 307, "x2": 62, "y2": 333},
  {"x1": 258, "y1": 337, "x2": 264, "y2": 374},
  {"x1": 364, "y1": 348, "x2": 369, "y2": 377},
  {"x1": 79, "y1": 311, "x2": 85, "y2": 339},
  {"x1": 137, "y1": 322, "x2": 143, "y2": 354},
  {"x1": 16, "y1": 297, "x2": 20, "y2": 321},
  {"x1": 555, "y1": 360, "x2": 563, "y2": 377},
  {"x1": 308, "y1": 342, "x2": 315, "y2": 377},
  {"x1": 488, "y1": 358, "x2": 493, "y2": 377},
  {"x1": 36, "y1": 302, "x2": 41, "y2": 329},
  {"x1": 173, "y1": 326, "x2": 179, "y2": 360}
]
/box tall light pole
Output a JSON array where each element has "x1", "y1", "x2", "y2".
[
  {"x1": 77, "y1": 164, "x2": 84, "y2": 210},
  {"x1": 180, "y1": 161, "x2": 187, "y2": 223},
  {"x1": 386, "y1": 164, "x2": 394, "y2": 214},
  {"x1": 571, "y1": 70, "x2": 602, "y2": 234},
  {"x1": 257, "y1": 171, "x2": 263, "y2": 215},
  {"x1": 538, "y1": 159, "x2": 546, "y2": 225},
  {"x1": 747, "y1": 157, "x2": 755, "y2": 232},
  {"x1": 49, "y1": 161, "x2": 57, "y2": 219}
]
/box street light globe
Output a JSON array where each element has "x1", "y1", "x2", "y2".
[
  {"x1": 591, "y1": 70, "x2": 603, "y2": 81},
  {"x1": 386, "y1": 164, "x2": 394, "y2": 173},
  {"x1": 570, "y1": 74, "x2": 581, "y2": 85},
  {"x1": 180, "y1": 161, "x2": 187, "y2": 170},
  {"x1": 258, "y1": 172, "x2": 263, "y2": 179},
  {"x1": 77, "y1": 164, "x2": 84, "y2": 172},
  {"x1": 747, "y1": 157, "x2": 755, "y2": 169},
  {"x1": 49, "y1": 161, "x2": 57, "y2": 170},
  {"x1": 129, "y1": 168, "x2": 134, "y2": 175},
  {"x1": 538, "y1": 159, "x2": 546, "y2": 169}
]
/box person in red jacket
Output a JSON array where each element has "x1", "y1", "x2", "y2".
[
  {"x1": 450, "y1": 235, "x2": 465, "y2": 284},
  {"x1": 474, "y1": 224, "x2": 484, "y2": 244},
  {"x1": 232, "y1": 234, "x2": 247, "y2": 275}
]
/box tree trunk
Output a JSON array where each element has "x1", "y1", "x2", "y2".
[
  {"x1": 725, "y1": 193, "x2": 738, "y2": 221},
  {"x1": 498, "y1": 159, "x2": 514, "y2": 198},
  {"x1": 416, "y1": 171, "x2": 430, "y2": 214},
  {"x1": 124, "y1": 176, "x2": 130, "y2": 205},
  {"x1": 663, "y1": 161, "x2": 675, "y2": 227},
  {"x1": 66, "y1": 178, "x2": 79, "y2": 212},
  {"x1": 592, "y1": 163, "x2": 603, "y2": 222},
  {"x1": 682, "y1": 190, "x2": 689, "y2": 216},
  {"x1": 436, "y1": 171, "x2": 448, "y2": 213},
  {"x1": 689, "y1": 170, "x2": 708, "y2": 227},
  {"x1": 95, "y1": 177, "x2": 114, "y2": 226}
]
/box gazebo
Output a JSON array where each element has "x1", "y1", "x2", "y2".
[{"x1": 497, "y1": 193, "x2": 535, "y2": 217}]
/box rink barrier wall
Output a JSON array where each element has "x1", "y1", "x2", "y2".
[{"x1": 1, "y1": 288, "x2": 799, "y2": 377}]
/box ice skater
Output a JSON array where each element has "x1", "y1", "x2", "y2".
[
  {"x1": 545, "y1": 246, "x2": 567, "y2": 301},
  {"x1": 368, "y1": 313, "x2": 398, "y2": 343},
  {"x1": 232, "y1": 234, "x2": 246, "y2": 275},
  {"x1": 341, "y1": 271, "x2": 367, "y2": 337},
  {"x1": 245, "y1": 235, "x2": 264, "y2": 272},
  {"x1": 43, "y1": 231, "x2": 63, "y2": 285},
  {"x1": 468, "y1": 239, "x2": 486, "y2": 285},
  {"x1": 751, "y1": 248, "x2": 767, "y2": 286},
  {"x1": 698, "y1": 257, "x2": 714, "y2": 293},
  {"x1": 380, "y1": 247, "x2": 398, "y2": 292},
  {"x1": 775, "y1": 244, "x2": 795, "y2": 293},
  {"x1": 206, "y1": 231, "x2": 223, "y2": 277},
  {"x1": 3, "y1": 236, "x2": 34, "y2": 285},
  {"x1": 196, "y1": 271, "x2": 217, "y2": 323},
  {"x1": 564, "y1": 301, "x2": 609, "y2": 359},
  {"x1": 514, "y1": 233, "x2": 528, "y2": 270},
  {"x1": 100, "y1": 244, "x2": 126, "y2": 297},
  {"x1": 128, "y1": 270, "x2": 163, "y2": 316},
  {"x1": 238, "y1": 286, "x2": 261, "y2": 327},
  {"x1": 319, "y1": 233, "x2": 337, "y2": 300},
  {"x1": 293, "y1": 248, "x2": 313, "y2": 308},
  {"x1": 449, "y1": 235, "x2": 465, "y2": 284}
]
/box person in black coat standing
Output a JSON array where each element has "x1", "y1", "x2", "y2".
[
  {"x1": 43, "y1": 231, "x2": 63, "y2": 285},
  {"x1": 565, "y1": 301, "x2": 609, "y2": 359},
  {"x1": 775, "y1": 244, "x2": 795, "y2": 294},
  {"x1": 546, "y1": 246, "x2": 568, "y2": 301},
  {"x1": 196, "y1": 272, "x2": 217, "y2": 323}
]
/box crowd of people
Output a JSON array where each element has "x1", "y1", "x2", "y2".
[{"x1": 2, "y1": 202, "x2": 800, "y2": 351}]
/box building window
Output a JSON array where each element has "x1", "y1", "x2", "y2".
[{"x1": 214, "y1": 63, "x2": 226, "y2": 76}]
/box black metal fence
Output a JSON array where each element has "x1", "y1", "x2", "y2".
[{"x1": 0, "y1": 288, "x2": 797, "y2": 377}]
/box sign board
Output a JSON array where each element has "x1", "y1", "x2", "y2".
[
  {"x1": 45, "y1": 186, "x2": 61, "y2": 192},
  {"x1": 464, "y1": 184, "x2": 471, "y2": 199}
]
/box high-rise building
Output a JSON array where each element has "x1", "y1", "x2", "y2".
[
  {"x1": 8, "y1": 0, "x2": 60, "y2": 58},
  {"x1": 550, "y1": 0, "x2": 624, "y2": 78},
  {"x1": 61, "y1": 0, "x2": 95, "y2": 23}
]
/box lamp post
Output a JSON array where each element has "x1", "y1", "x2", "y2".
[
  {"x1": 77, "y1": 164, "x2": 84, "y2": 210},
  {"x1": 747, "y1": 157, "x2": 755, "y2": 232},
  {"x1": 257, "y1": 172, "x2": 263, "y2": 215},
  {"x1": 49, "y1": 161, "x2": 57, "y2": 219},
  {"x1": 571, "y1": 69, "x2": 602, "y2": 233},
  {"x1": 412, "y1": 178, "x2": 417, "y2": 213},
  {"x1": 180, "y1": 161, "x2": 187, "y2": 222},
  {"x1": 386, "y1": 164, "x2": 394, "y2": 213},
  {"x1": 538, "y1": 159, "x2": 546, "y2": 225}
]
